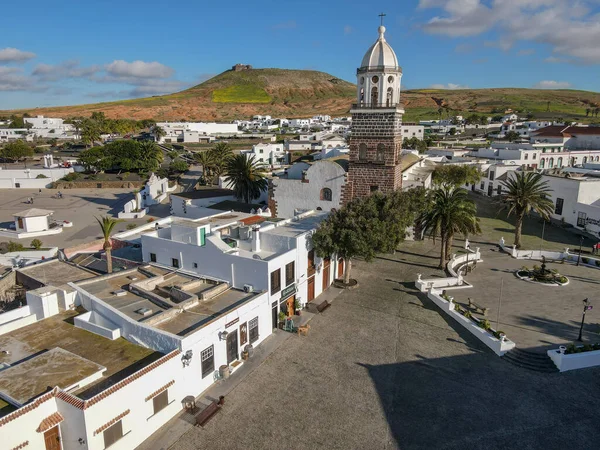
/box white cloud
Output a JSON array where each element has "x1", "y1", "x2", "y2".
[
  {"x1": 0, "y1": 66, "x2": 42, "y2": 91},
  {"x1": 429, "y1": 83, "x2": 469, "y2": 89},
  {"x1": 344, "y1": 25, "x2": 353, "y2": 35},
  {"x1": 105, "y1": 60, "x2": 174, "y2": 79},
  {"x1": 517, "y1": 48, "x2": 535, "y2": 56},
  {"x1": 533, "y1": 80, "x2": 572, "y2": 89},
  {"x1": 32, "y1": 60, "x2": 100, "y2": 81},
  {"x1": 418, "y1": 0, "x2": 600, "y2": 63},
  {"x1": 0, "y1": 47, "x2": 36, "y2": 62}
]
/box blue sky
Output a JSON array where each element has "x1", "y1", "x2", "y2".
[{"x1": 1, "y1": 0, "x2": 599, "y2": 109}]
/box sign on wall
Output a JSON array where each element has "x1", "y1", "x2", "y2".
[{"x1": 281, "y1": 284, "x2": 296, "y2": 300}]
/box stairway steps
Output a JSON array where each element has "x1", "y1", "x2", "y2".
[{"x1": 502, "y1": 349, "x2": 559, "y2": 373}]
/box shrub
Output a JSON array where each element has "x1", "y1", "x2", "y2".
[
  {"x1": 146, "y1": 217, "x2": 155, "y2": 223},
  {"x1": 520, "y1": 266, "x2": 529, "y2": 272},
  {"x1": 126, "y1": 223, "x2": 137, "y2": 230},
  {"x1": 582, "y1": 257, "x2": 589, "y2": 264},
  {"x1": 479, "y1": 319, "x2": 491, "y2": 330},
  {"x1": 493, "y1": 330, "x2": 505, "y2": 339},
  {"x1": 463, "y1": 311, "x2": 472, "y2": 319},
  {"x1": 454, "y1": 304, "x2": 461, "y2": 312},
  {"x1": 35, "y1": 174, "x2": 48, "y2": 179},
  {"x1": 30, "y1": 239, "x2": 43, "y2": 250},
  {"x1": 7, "y1": 241, "x2": 24, "y2": 252},
  {"x1": 61, "y1": 172, "x2": 80, "y2": 182},
  {"x1": 558, "y1": 276, "x2": 568, "y2": 284}
]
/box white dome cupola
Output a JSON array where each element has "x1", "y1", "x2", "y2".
[{"x1": 356, "y1": 22, "x2": 402, "y2": 108}]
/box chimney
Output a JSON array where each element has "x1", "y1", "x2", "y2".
[{"x1": 252, "y1": 226, "x2": 261, "y2": 252}]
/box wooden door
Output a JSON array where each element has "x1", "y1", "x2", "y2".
[
  {"x1": 226, "y1": 330, "x2": 238, "y2": 364},
  {"x1": 17, "y1": 217, "x2": 23, "y2": 230},
  {"x1": 322, "y1": 265, "x2": 330, "y2": 291},
  {"x1": 337, "y1": 258, "x2": 344, "y2": 278},
  {"x1": 307, "y1": 277, "x2": 315, "y2": 302},
  {"x1": 286, "y1": 295, "x2": 295, "y2": 317},
  {"x1": 44, "y1": 426, "x2": 61, "y2": 450}
]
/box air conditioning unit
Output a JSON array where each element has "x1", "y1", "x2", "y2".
[{"x1": 243, "y1": 284, "x2": 254, "y2": 293}]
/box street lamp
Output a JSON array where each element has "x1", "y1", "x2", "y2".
[
  {"x1": 577, "y1": 235, "x2": 585, "y2": 266},
  {"x1": 577, "y1": 298, "x2": 593, "y2": 342}
]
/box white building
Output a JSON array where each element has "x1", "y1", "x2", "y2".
[
  {"x1": 0, "y1": 129, "x2": 32, "y2": 142},
  {"x1": 243, "y1": 143, "x2": 286, "y2": 166},
  {"x1": 24, "y1": 115, "x2": 75, "y2": 139},
  {"x1": 531, "y1": 125, "x2": 600, "y2": 151},
  {"x1": 401, "y1": 124, "x2": 425, "y2": 140},
  {"x1": 289, "y1": 119, "x2": 310, "y2": 129},
  {"x1": 156, "y1": 122, "x2": 240, "y2": 143}
]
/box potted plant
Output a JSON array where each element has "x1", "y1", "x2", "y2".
[
  {"x1": 294, "y1": 299, "x2": 301, "y2": 316},
  {"x1": 559, "y1": 345, "x2": 567, "y2": 354},
  {"x1": 278, "y1": 311, "x2": 286, "y2": 329}
]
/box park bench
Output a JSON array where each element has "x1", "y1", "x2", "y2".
[
  {"x1": 195, "y1": 401, "x2": 221, "y2": 427},
  {"x1": 316, "y1": 300, "x2": 331, "y2": 313},
  {"x1": 468, "y1": 298, "x2": 489, "y2": 317}
]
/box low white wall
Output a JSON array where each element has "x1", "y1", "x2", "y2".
[
  {"x1": 498, "y1": 237, "x2": 600, "y2": 268},
  {"x1": 74, "y1": 311, "x2": 121, "y2": 340},
  {"x1": 0, "y1": 248, "x2": 59, "y2": 267},
  {"x1": 118, "y1": 208, "x2": 148, "y2": 219},
  {"x1": 427, "y1": 289, "x2": 515, "y2": 356},
  {"x1": 0, "y1": 227, "x2": 63, "y2": 240},
  {"x1": 548, "y1": 347, "x2": 600, "y2": 372},
  {"x1": 0, "y1": 306, "x2": 36, "y2": 336},
  {"x1": 416, "y1": 249, "x2": 480, "y2": 292},
  {"x1": 0, "y1": 305, "x2": 30, "y2": 325}
]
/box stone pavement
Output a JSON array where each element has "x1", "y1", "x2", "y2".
[
  {"x1": 450, "y1": 240, "x2": 600, "y2": 351},
  {"x1": 137, "y1": 286, "x2": 344, "y2": 450},
  {"x1": 166, "y1": 240, "x2": 600, "y2": 450}
]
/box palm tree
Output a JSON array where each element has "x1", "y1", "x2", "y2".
[
  {"x1": 96, "y1": 216, "x2": 120, "y2": 274},
  {"x1": 210, "y1": 142, "x2": 234, "y2": 181},
  {"x1": 193, "y1": 151, "x2": 216, "y2": 184},
  {"x1": 418, "y1": 187, "x2": 481, "y2": 268},
  {"x1": 81, "y1": 120, "x2": 101, "y2": 148},
  {"x1": 499, "y1": 171, "x2": 554, "y2": 248},
  {"x1": 153, "y1": 125, "x2": 166, "y2": 143},
  {"x1": 225, "y1": 154, "x2": 268, "y2": 204},
  {"x1": 139, "y1": 140, "x2": 163, "y2": 172}
]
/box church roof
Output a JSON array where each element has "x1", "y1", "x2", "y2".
[{"x1": 360, "y1": 26, "x2": 399, "y2": 69}]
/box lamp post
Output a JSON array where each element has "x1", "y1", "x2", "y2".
[
  {"x1": 577, "y1": 298, "x2": 592, "y2": 342},
  {"x1": 577, "y1": 235, "x2": 585, "y2": 266}
]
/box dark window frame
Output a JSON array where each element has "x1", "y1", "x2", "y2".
[
  {"x1": 307, "y1": 250, "x2": 316, "y2": 276},
  {"x1": 103, "y1": 420, "x2": 124, "y2": 448},
  {"x1": 285, "y1": 261, "x2": 295, "y2": 286},
  {"x1": 201, "y1": 345, "x2": 214, "y2": 379},
  {"x1": 270, "y1": 269, "x2": 281, "y2": 295},
  {"x1": 171, "y1": 258, "x2": 179, "y2": 268},
  {"x1": 249, "y1": 317, "x2": 259, "y2": 344},
  {"x1": 555, "y1": 198, "x2": 564, "y2": 215},
  {"x1": 152, "y1": 390, "x2": 169, "y2": 415},
  {"x1": 150, "y1": 253, "x2": 157, "y2": 263}
]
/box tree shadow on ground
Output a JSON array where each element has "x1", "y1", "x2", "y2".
[
  {"x1": 394, "y1": 249, "x2": 439, "y2": 260},
  {"x1": 513, "y1": 314, "x2": 600, "y2": 343},
  {"x1": 74, "y1": 193, "x2": 132, "y2": 217},
  {"x1": 375, "y1": 256, "x2": 440, "y2": 271}
]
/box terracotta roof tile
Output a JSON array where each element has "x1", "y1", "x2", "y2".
[
  {"x1": 240, "y1": 215, "x2": 265, "y2": 226},
  {"x1": 36, "y1": 412, "x2": 64, "y2": 433},
  {"x1": 0, "y1": 390, "x2": 55, "y2": 428},
  {"x1": 93, "y1": 409, "x2": 130, "y2": 436},
  {"x1": 145, "y1": 380, "x2": 175, "y2": 402},
  {"x1": 11, "y1": 441, "x2": 29, "y2": 450}
]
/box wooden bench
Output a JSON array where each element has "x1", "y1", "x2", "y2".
[
  {"x1": 195, "y1": 401, "x2": 221, "y2": 427},
  {"x1": 468, "y1": 298, "x2": 489, "y2": 317},
  {"x1": 316, "y1": 301, "x2": 331, "y2": 313}
]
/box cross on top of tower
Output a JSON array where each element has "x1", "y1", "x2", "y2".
[{"x1": 379, "y1": 12, "x2": 386, "y2": 26}]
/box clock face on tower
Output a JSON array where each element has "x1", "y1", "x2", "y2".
[{"x1": 372, "y1": 76, "x2": 379, "y2": 83}]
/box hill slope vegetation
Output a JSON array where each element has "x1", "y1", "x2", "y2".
[{"x1": 3, "y1": 68, "x2": 599, "y2": 123}]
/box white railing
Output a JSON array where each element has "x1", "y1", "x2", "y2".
[
  {"x1": 498, "y1": 237, "x2": 600, "y2": 268},
  {"x1": 415, "y1": 248, "x2": 481, "y2": 293}
]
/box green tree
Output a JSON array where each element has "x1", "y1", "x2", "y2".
[
  {"x1": 224, "y1": 154, "x2": 268, "y2": 203},
  {"x1": 169, "y1": 160, "x2": 189, "y2": 175},
  {"x1": 139, "y1": 140, "x2": 163, "y2": 172},
  {"x1": 499, "y1": 171, "x2": 554, "y2": 248},
  {"x1": 505, "y1": 131, "x2": 520, "y2": 142},
  {"x1": 194, "y1": 150, "x2": 217, "y2": 184},
  {"x1": 432, "y1": 165, "x2": 482, "y2": 188},
  {"x1": 418, "y1": 187, "x2": 481, "y2": 268},
  {"x1": 30, "y1": 239, "x2": 43, "y2": 250},
  {"x1": 78, "y1": 147, "x2": 106, "y2": 172},
  {"x1": 209, "y1": 142, "x2": 234, "y2": 180},
  {"x1": 2, "y1": 140, "x2": 33, "y2": 165},
  {"x1": 95, "y1": 216, "x2": 120, "y2": 274},
  {"x1": 81, "y1": 119, "x2": 101, "y2": 147},
  {"x1": 153, "y1": 125, "x2": 166, "y2": 142}
]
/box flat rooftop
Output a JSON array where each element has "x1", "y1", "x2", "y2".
[
  {"x1": 18, "y1": 260, "x2": 97, "y2": 288},
  {"x1": 154, "y1": 288, "x2": 258, "y2": 336},
  {"x1": 0, "y1": 347, "x2": 105, "y2": 406},
  {"x1": 0, "y1": 309, "x2": 161, "y2": 411}
]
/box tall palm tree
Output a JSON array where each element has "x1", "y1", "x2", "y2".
[
  {"x1": 96, "y1": 216, "x2": 120, "y2": 274},
  {"x1": 193, "y1": 151, "x2": 216, "y2": 184},
  {"x1": 418, "y1": 187, "x2": 481, "y2": 268},
  {"x1": 499, "y1": 171, "x2": 554, "y2": 248},
  {"x1": 153, "y1": 125, "x2": 166, "y2": 143},
  {"x1": 139, "y1": 140, "x2": 163, "y2": 172},
  {"x1": 210, "y1": 142, "x2": 234, "y2": 181},
  {"x1": 225, "y1": 154, "x2": 268, "y2": 204}
]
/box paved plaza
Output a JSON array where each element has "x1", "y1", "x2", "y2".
[
  {"x1": 0, "y1": 188, "x2": 152, "y2": 248},
  {"x1": 451, "y1": 240, "x2": 600, "y2": 351},
  {"x1": 164, "y1": 239, "x2": 600, "y2": 450}
]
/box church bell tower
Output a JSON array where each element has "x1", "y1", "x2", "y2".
[{"x1": 347, "y1": 18, "x2": 404, "y2": 200}]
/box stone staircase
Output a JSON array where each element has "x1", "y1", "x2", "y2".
[{"x1": 502, "y1": 348, "x2": 559, "y2": 373}]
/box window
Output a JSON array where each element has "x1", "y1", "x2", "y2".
[
  {"x1": 386, "y1": 87, "x2": 393, "y2": 107},
  {"x1": 583, "y1": 156, "x2": 588, "y2": 164},
  {"x1": 557, "y1": 157, "x2": 563, "y2": 168},
  {"x1": 555, "y1": 198, "x2": 564, "y2": 215},
  {"x1": 307, "y1": 249, "x2": 316, "y2": 276},
  {"x1": 376, "y1": 143, "x2": 385, "y2": 162},
  {"x1": 193, "y1": 262, "x2": 198, "y2": 268},
  {"x1": 370, "y1": 86, "x2": 378, "y2": 105},
  {"x1": 540, "y1": 159, "x2": 545, "y2": 169},
  {"x1": 171, "y1": 258, "x2": 179, "y2": 268},
  {"x1": 489, "y1": 171, "x2": 495, "y2": 181},
  {"x1": 480, "y1": 182, "x2": 485, "y2": 190},
  {"x1": 270, "y1": 268, "x2": 281, "y2": 294},
  {"x1": 153, "y1": 390, "x2": 169, "y2": 415},
  {"x1": 358, "y1": 143, "x2": 367, "y2": 160},
  {"x1": 150, "y1": 253, "x2": 157, "y2": 263},
  {"x1": 524, "y1": 153, "x2": 529, "y2": 160},
  {"x1": 103, "y1": 420, "x2": 123, "y2": 448},
  {"x1": 533, "y1": 153, "x2": 537, "y2": 160},
  {"x1": 201, "y1": 345, "x2": 214, "y2": 379},
  {"x1": 15, "y1": 183, "x2": 20, "y2": 188},
  {"x1": 285, "y1": 261, "x2": 295, "y2": 286},
  {"x1": 497, "y1": 185, "x2": 502, "y2": 195},
  {"x1": 577, "y1": 212, "x2": 587, "y2": 227},
  {"x1": 370, "y1": 185, "x2": 379, "y2": 192},
  {"x1": 320, "y1": 187, "x2": 333, "y2": 201},
  {"x1": 249, "y1": 317, "x2": 259, "y2": 344}
]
